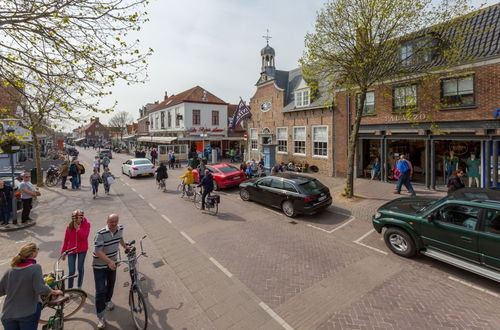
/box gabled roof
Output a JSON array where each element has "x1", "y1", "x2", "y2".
[{"x1": 151, "y1": 86, "x2": 227, "y2": 112}]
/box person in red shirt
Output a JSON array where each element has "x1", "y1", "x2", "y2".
[{"x1": 61, "y1": 210, "x2": 91, "y2": 289}]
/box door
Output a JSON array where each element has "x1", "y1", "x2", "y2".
[
  {"x1": 123, "y1": 160, "x2": 132, "y2": 172},
  {"x1": 478, "y1": 209, "x2": 500, "y2": 271},
  {"x1": 421, "y1": 203, "x2": 481, "y2": 263},
  {"x1": 253, "y1": 177, "x2": 274, "y2": 203},
  {"x1": 268, "y1": 178, "x2": 287, "y2": 207}
]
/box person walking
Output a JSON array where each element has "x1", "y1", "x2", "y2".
[
  {"x1": 0, "y1": 243, "x2": 63, "y2": 330},
  {"x1": 197, "y1": 169, "x2": 214, "y2": 210},
  {"x1": 93, "y1": 214, "x2": 129, "y2": 329},
  {"x1": 447, "y1": 170, "x2": 465, "y2": 194},
  {"x1": 76, "y1": 160, "x2": 85, "y2": 189},
  {"x1": 61, "y1": 210, "x2": 91, "y2": 289},
  {"x1": 229, "y1": 148, "x2": 236, "y2": 163},
  {"x1": 0, "y1": 180, "x2": 12, "y2": 226},
  {"x1": 101, "y1": 168, "x2": 115, "y2": 195},
  {"x1": 93, "y1": 156, "x2": 101, "y2": 173},
  {"x1": 150, "y1": 148, "x2": 158, "y2": 165},
  {"x1": 59, "y1": 161, "x2": 70, "y2": 189},
  {"x1": 90, "y1": 168, "x2": 101, "y2": 199},
  {"x1": 20, "y1": 172, "x2": 39, "y2": 222},
  {"x1": 101, "y1": 155, "x2": 110, "y2": 170},
  {"x1": 394, "y1": 155, "x2": 416, "y2": 196},
  {"x1": 68, "y1": 161, "x2": 79, "y2": 189}
]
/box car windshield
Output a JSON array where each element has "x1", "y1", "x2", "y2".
[
  {"x1": 299, "y1": 179, "x2": 326, "y2": 194},
  {"x1": 416, "y1": 197, "x2": 446, "y2": 214},
  {"x1": 133, "y1": 160, "x2": 152, "y2": 165},
  {"x1": 217, "y1": 166, "x2": 239, "y2": 174}
]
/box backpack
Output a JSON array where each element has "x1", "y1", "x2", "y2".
[{"x1": 79, "y1": 165, "x2": 85, "y2": 174}]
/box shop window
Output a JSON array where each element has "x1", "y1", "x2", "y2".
[
  {"x1": 250, "y1": 128, "x2": 258, "y2": 150},
  {"x1": 441, "y1": 75, "x2": 475, "y2": 108},
  {"x1": 293, "y1": 126, "x2": 306, "y2": 155},
  {"x1": 277, "y1": 127, "x2": 288, "y2": 153},
  {"x1": 212, "y1": 110, "x2": 219, "y2": 126},
  {"x1": 192, "y1": 110, "x2": 200, "y2": 125},
  {"x1": 312, "y1": 126, "x2": 328, "y2": 157},
  {"x1": 357, "y1": 91, "x2": 375, "y2": 115},
  {"x1": 295, "y1": 89, "x2": 310, "y2": 107},
  {"x1": 393, "y1": 84, "x2": 417, "y2": 112}
]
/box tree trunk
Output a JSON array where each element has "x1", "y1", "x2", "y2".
[
  {"x1": 31, "y1": 131, "x2": 44, "y2": 187},
  {"x1": 344, "y1": 90, "x2": 366, "y2": 198}
]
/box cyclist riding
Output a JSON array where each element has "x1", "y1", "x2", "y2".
[
  {"x1": 179, "y1": 166, "x2": 194, "y2": 194},
  {"x1": 197, "y1": 169, "x2": 214, "y2": 210},
  {"x1": 155, "y1": 162, "x2": 168, "y2": 189}
]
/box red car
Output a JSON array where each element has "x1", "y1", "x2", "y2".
[{"x1": 193, "y1": 163, "x2": 246, "y2": 190}]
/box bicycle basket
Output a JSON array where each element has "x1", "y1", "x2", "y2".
[{"x1": 207, "y1": 194, "x2": 220, "y2": 204}]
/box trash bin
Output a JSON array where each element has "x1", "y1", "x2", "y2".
[{"x1": 30, "y1": 168, "x2": 37, "y2": 184}]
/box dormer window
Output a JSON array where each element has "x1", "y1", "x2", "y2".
[
  {"x1": 400, "y1": 36, "x2": 437, "y2": 67},
  {"x1": 295, "y1": 88, "x2": 310, "y2": 107}
]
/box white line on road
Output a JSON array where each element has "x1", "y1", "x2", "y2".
[
  {"x1": 138, "y1": 194, "x2": 145, "y2": 200},
  {"x1": 307, "y1": 216, "x2": 356, "y2": 234},
  {"x1": 148, "y1": 203, "x2": 157, "y2": 210},
  {"x1": 354, "y1": 229, "x2": 376, "y2": 243},
  {"x1": 259, "y1": 302, "x2": 294, "y2": 330},
  {"x1": 161, "y1": 214, "x2": 172, "y2": 223},
  {"x1": 353, "y1": 229, "x2": 388, "y2": 255},
  {"x1": 209, "y1": 257, "x2": 233, "y2": 278},
  {"x1": 448, "y1": 276, "x2": 499, "y2": 298},
  {"x1": 124, "y1": 182, "x2": 130, "y2": 187},
  {"x1": 180, "y1": 231, "x2": 196, "y2": 244},
  {"x1": 131, "y1": 187, "x2": 136, "y2": 192}
]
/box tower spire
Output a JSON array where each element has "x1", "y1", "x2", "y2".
[{"x1": 262, "y1": 29, "x2": 272, "y2": 45}]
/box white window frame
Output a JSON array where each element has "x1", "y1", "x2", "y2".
[
  {"x1": 293, "y1": 126, "x2": 306, "y2": 156},
  {"x1": 294, "y1": 88, "x2": 310, "y2": 107},
  {"x1": 401, "y1": 43, "x2": 413, "y2": 66},
  {"x1": 250, "y1": 128, "x2": 258, "y2": 150},
  {"x1": 312, "y1": 125, "x2": 328, "y2": 158},
  {"x1": 277, "y1": 127, "x2": 288, "y2": 154}
]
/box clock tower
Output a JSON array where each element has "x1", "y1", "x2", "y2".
[{"x1": 258, "y1": 30, "x2": 276, "y2": 84}]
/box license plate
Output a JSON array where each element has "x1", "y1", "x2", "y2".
[
  {"x1": 233, "y1": 176, "x2": 240, "y2": 180},
  {"x1": 318, "y1": 196, "x2": 326, "y2": 202}
]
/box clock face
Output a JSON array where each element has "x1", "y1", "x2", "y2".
[{"x1": 260, "y1": 100, "x2": 272, "y2": 112}]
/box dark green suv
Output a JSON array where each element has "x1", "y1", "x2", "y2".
[{"x1": 372, "y1": 188, "x2": 500, "y2": 282}]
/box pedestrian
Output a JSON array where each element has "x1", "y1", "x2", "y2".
[
  {"x1": 0, "y1": 243, "x2": 63, "y2": 330},
  {"x1": 447, "y1": 170, "x2": 465, "y2": 194},
  {"x1": 59, "y1": 161, "x2": 70, "y2": 189},
  {"x1": 197, "y1": 169, "x2": 214, "y2": 210},
  {"x1": 271, "y1": 163, "x2": 281, "y2": 175},
  {"x1": 93, "y1": 214, "x2": 130, "y2": 329},
  {"x1": 20, "y1": 172, "x2": 39, "y2": 222},
  {"x1": 394, "y1": 155, "x2": 416, "y2": 196},
  {"x1": 0, "y1": 180, "x2": 12, "y2": 226},
  {"x1": 371, "y1": 157, "x2": 381, "y2": 180},
  {"x1": 76, "y1": 160, "x2": 85, "y2": 189},
  {"x1": 93, "y1": 156, "x2": 101, "y2": 173},
  {"x1": 197, "y1": 160, "x2": 207, "y2": 182},
  {"x1": 240, "y1": 162, "x2": 247, "y2": 175},
  {"x1": 61, "y1": 210, "x2": 91, "y2": 289},
  {"x1": 101, "y1": 168, "x2": 115, "y2": 195},
  {"x1": 229, "y1": 148, "x2": 236, "y2": 163},
  {"x1": 101, "y1": 155, "x2": 110, "y2": 170},
  {"x1": 90, "y1": 168, "x2": 101, "y2": 199},
  {"x1": 68, "y1": 161, "x2": 79, "y2": 189},
  {"x1": 155, "y1": 162, "x2": 168, "y2": 187},
  {"x1": 150, "y1": 148, "x2": 158, "y2": 165}
]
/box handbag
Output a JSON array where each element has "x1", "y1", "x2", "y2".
[{"x1": 107, "y1": 176, "x2": 115, "y2": 185}]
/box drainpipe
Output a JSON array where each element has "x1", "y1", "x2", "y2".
[{"x1": 493, "y1": 139, "x2": 499, "y2": 188}]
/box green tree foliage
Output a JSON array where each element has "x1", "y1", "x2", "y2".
[{"x1": 301, "y1": 0, "x2": 475, "y2": 198}]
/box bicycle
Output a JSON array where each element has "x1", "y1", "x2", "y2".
[
  {"x1": 39, "y1": 247, "x2": 87, "y2": 328},
  {"x1": 116, "y1": 235, "x2": 149, "y2": 330},
  {"x1": 193, "y1": 188, "x2": 219, "y2": 215},
  {"x1": 177, "y1": 180, "x2": 194, "y2": 200},
  {"x1": 156, "y1": 178, "x2": 166, "y2": 192}
]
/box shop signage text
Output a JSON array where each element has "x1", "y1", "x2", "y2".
[{"x1": 385, "y1": 113, "x2": 427, "y2": 122}]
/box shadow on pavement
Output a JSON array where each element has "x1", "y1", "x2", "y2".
[{"x1": 216, "y1": 212, "x2": 246, "y2": 222}]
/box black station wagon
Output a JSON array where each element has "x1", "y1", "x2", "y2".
[
  {"x1": 373, "y1": 188, "x2": 500, "y2": 282},
  {"x1": 239, "y1": 173, "x2": 332, "y2": 217}
]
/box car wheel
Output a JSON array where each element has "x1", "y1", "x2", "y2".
[
  {"x1": 383, "y1": 227, "x2": 416, "y2": 258},
  {"x1": 129, "y1": 171, "x2": 134, "y2": 178},
  {"x1": 213, "y1": 181, "x2": 219, "y2": 191},
  {"x1": 240, "y1": 189, "x2": 250, "y2": 201},
  {"x1": 281, "y1": 200, "x2": 296, "y2": 218}
]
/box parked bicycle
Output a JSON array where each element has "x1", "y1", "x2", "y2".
[
  {"x1": 193, "y1": 188, "x2": 219, "y2": 215},
  {"x1": 39, "y1": 247, "x2": 87, "y2": 328},
  {"x1": 45, "y1": 165, "x2": 61, "y2": 187},
  {"x1": 116, "y1": 235, "x2": 149, "y2": 330},
  {"x1": 177, "y1": 179, "x2": 194, "y2": 200}
]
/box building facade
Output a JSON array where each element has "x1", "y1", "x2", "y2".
[{"x1": 74, "y1": 117, "x2": 110, "y2": 145}]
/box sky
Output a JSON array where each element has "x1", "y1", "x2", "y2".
[{"x1": 96, "y1": 0, "x2": 496, "y2": 128}]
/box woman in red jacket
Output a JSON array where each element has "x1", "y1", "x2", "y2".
[{"x1": 61, "y1": 209, "x2": 91, "y2": 289}]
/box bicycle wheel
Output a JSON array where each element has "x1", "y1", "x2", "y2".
[
  {"x1": 193, "y1": 192, "x2": 202, "y2": 209},
  {"x1": 129, "y1": 287, "x2": 148, "y2": 330},
  {"x1": 45, "y1": 176, "x2": 56, "y2": 187},
  {"x1": 208, "y1": 202, "x2": 218, "y2": 216},
  {"x1": 40, "y1": 289, "x2": 87, "y2": 324},
  {"x1": 177, "y1": 183, "x2": 185, "y2": 198}
]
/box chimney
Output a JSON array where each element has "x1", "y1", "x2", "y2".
[{"x1": 164, "y1": 91, "x2": 168, "y2": 100}]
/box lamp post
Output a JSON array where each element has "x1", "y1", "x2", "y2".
[{"x1": 5, "y1": 126, "x2": 19, "y2": 224}]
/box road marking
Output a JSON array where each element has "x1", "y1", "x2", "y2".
[
  {"x1": 448, "y1": 276, "x2": 499, "y2": 298},
  {"x1": 259, "y1": 302, "x2": 294, "y2": 330},
  {"x1": 124, "y1": 182, "x2": 130, "y2": 187},
  {"x1": 131, "y1": 187, "x2": 136, "y2": 192},
  {"x1": 148, "y1": 203, "x2": 157, "y2": 210},
  {"x1": 138, "y1": 194, "x2": 145, "y2": 200},
  {"x1": 180, "y1": 231, "x2": 196, "y2": 244},
  {"x1": 209, "y1": 257, "x2": 233, "y2": 278},
  {"x1": 268, "y1": 209, "x2": 284, "y2": 217},
  {"x1": 307, "y1": 215, "x2": 356, "y2": 234},
  {"x1": 353, "y1": 229, "x2": 388, "y2": 255},
  {"x1": 161, "y1": 214, "x2": 172, "y2": 223}
]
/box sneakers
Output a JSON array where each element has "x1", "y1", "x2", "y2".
[
  {"x1": 105, "y1": 301, "x2": 114, "y2": 311},
  {"x1": 97, "y1": 317, "x2": 106, "y2": 329}
]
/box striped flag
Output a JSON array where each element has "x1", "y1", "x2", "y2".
[{"x1": 229, "y1": 99, "x2": 252, "y2": 131}]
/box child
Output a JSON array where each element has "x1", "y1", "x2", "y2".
[{"x1": 89, "y1": 168, "x2": 101, "y2": 199}]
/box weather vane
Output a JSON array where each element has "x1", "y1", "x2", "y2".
[{"x1": 262, "y1": 29, "x2": 272, "y2": 45}]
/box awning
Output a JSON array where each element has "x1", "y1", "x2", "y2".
[
  {"x1": 178, "y1": 136, "x2": 245, "y2": 141},
  {"x1": 122, "y1": 135, "x2": 137, "y2": 140},
  {"x1": 137, "y1": 136, "x2": 177, "y2": 144},
  {"x1": 74, "y1": 137, "x2": 86, "y2": 142}
]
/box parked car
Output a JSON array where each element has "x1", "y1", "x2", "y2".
[
  {"x1": 98, "y1": 149, "x2": 113, "y2": 159},
  {"x1": 372, "y1": 188, "x2": 500, "y2": 282},
  {"x1": 121, "y1": 158, "x2": 155, "y2": 178},
  {"x1": 192, "y1": 163, "x2": 246, "y2": 190},
  {"x1": 239, "y1": 173, "x2": 332, "y2": 217}
]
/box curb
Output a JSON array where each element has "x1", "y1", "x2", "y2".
[{"x1": 0, "y1": 221, "x2": 36, "y2": 232}]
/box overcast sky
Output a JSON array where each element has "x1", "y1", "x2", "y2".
[{"x1": 95, "y1": 0, "x2": 494, "y2": 127}]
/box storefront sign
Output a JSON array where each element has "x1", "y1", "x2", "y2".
[
  {"x1": 449, "y1": 141, "x2": 468, "y2": 156},
  {"x1": 385, "y1": 113, "x2": 426, "y2": 122},
  {"x1": 494, "y1": 108, "x2": 500, "y2": 118}
]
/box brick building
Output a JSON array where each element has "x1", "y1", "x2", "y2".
[
  {"x1": 246, "y1": 42, "x2": 334, "y2": 175},
  {"x1": 334, "y1": 4, "x2": 500, "y2": 188},
  {"x1": 74, "y1": 117, "x2": 110, "y2": 145}
]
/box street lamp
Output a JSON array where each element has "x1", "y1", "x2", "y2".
[{"x1": 5, "y1": 126, "x2": 20, "y2": 224}]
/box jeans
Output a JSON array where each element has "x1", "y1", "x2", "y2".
[
  {"x1": 1, "y1": 302, "x2": 42, "y2": 330},
  {"x1": 71, "y1": 176, "x2": 79, "y2": 189},
  {"x1": 21, "y1": 198, "x2": 32, "y2": 222},
  {"x1": 68, "y1": 252, "x2": 87, "y2": 288},
  {"x1": 201, "y1": 188, "x2": 213, "y2": 209},
  {"x1": 61, "y1": 176, "x2": 67, "y2": 188},
  {"x1": 91, "y1": 183, "x2": 99, "y2": 195},
  {"x1": 93, "y1": 267, "x2": 117, "y2": 316},
  {"x1": 1, "y1": 205, "x2": 10, "y2": 225},
  {"x1": 104, "y1": 183, "x2": 110, "y2": 193},
  {"x1": 396, "y1": 171, "x2": 416, "y2": 195}
]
